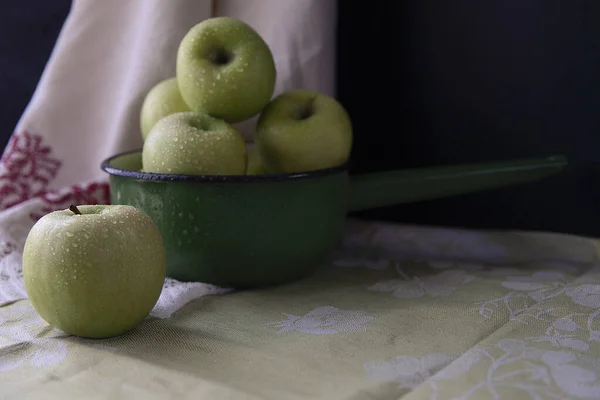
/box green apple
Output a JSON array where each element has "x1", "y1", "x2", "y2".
[
  {"x1": 142, "y1": 111, "x2": 247, "y2": 175},
  {"x1": 139, "y1": 77, "x2": 191, "y2": 141},
  {"x1": 22, "y1": 204, "x2": 166, "y2": 339},
  {"x1": 246, "y1": 143, "x2": 264, "y2": 175},
  {"x1": 255, "y1": 90, "x2": 353, "y2": 173},
  {"x1": 176, "y1": 16, "x2": 276, "y2": 123}
]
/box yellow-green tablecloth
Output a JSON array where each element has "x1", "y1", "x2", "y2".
[{"x1": 2, "y1": 219, "x2": 600, "y2": 399}]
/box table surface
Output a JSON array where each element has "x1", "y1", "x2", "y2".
[{"x1": 2, "y1": 219, "x2": 600, "y2": 400}]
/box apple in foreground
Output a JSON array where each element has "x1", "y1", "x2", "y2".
[
  {"x1": 142, "y1": 111, "x2": 247, "y2": 175},
  {"x1": 139, "y1": 77, "x2": 191, "y2": 141},
  {"x1": 176, "y1": 16, "x2": 276, "y2": 124},
  {"x1": 22, "y1": 204, "x2": 166, "y2": 339},
  {"x1": 255, "y1": 90, "x2": 353, "y2": 173}
]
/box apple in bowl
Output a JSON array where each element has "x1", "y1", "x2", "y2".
[
  {"x1": 176, "y1": 16, "x2": 276, "y2": 124},
  {"x1": 139, "y1": 77, "x2": 191, "y2": 141},
  {"x1": 142, "y1": 111, "x2": 247, "y2": 176},
  {"x1": 255, "y1": 90, "x2": 353, "y2": 174}
]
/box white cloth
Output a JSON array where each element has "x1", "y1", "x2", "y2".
[{"x1": 0, "y1": 0, "x2": 337, "y2": 317}]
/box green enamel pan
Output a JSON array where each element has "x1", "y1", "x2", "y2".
[{"x1": 101, "y1": 150, "x2": 567, "y2": 288}]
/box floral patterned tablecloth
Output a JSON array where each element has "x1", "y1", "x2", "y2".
[{"x1": 1, "y1": 218, "x2": 600, "y2": 400}]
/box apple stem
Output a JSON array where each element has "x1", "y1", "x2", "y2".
[
  {"x1": 208, "y1": 49, "x2": 231, "y2": 65},
  {"x1": 69, "y1": 205, "x2": 82, "y2": 215},
  {"x1": 296, "y1": 96, "x2": 317, "y2": 120}
]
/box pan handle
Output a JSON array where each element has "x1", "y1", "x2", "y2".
[{"x1": 347, "y1": 155, "x2": 568, "y2": 212}]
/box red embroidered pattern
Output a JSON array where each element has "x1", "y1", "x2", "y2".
[
  {"x1": 0, "y1": 131, "x2": 112, "y2": 220},
  {"x1": 0, "y1": 131, "x2": 62, "y2": 210},
  {"x1": 30, "y1": 181, "x2": 111, "y2": 221}
]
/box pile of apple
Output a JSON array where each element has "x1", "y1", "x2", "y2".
[{"x1": 139, "y1": 16, "x2": 353, "y2": 176}]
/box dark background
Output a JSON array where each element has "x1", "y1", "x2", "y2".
[
  {"x1": 0, "y1": 1, "x2": 71, "y2": 148},
  {"x1": 1, "y1": 1, "x2": 599, "y2": 236},
  {"x1": 338, "y1": 0, "x2": 600, "y2": 237}
]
